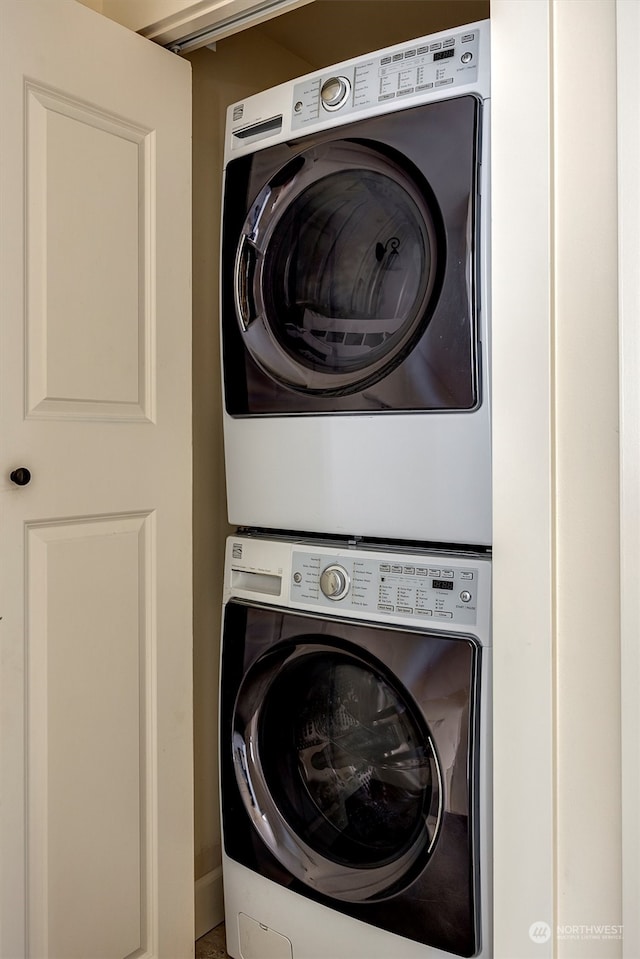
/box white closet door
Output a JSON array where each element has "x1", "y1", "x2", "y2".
[{"x1": 0, "y1": 2, "x2": 193, "y2": 957}]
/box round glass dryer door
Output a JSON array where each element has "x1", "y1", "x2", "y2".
[
  {"x1": 232, "y1": 641, "x2": 443, "y2": 901},
  {"x1": 234, "y1": 141, "x2": 441, "y2": 395}
]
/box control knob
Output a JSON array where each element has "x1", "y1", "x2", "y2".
[
  {"x1": 319, "y1": 564, "x2": 350, "y2": 600},
  {"x1": 320, "y1": 76, "x2": 351, "y2": 111}
]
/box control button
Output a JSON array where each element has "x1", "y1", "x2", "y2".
[
  {"x1": 294, "y1": 100, "x2": 303, "y2": 113},
  {"x1": 403, "y1": 566, "x2": 415, "y2": 575},
  {"x1": 461, "y1": 51, "x2": 473, "y2": 64},
  {"x1": 293, "y1": 572, "x2": 302, "y2": 584},
  {"x1": 397, "y1": 606, "x2": 414, "y2": 614},
  {"x1": 441, "y1": 570, "x2": 455, "y2": 579},
  {"x1": 379, "y1": 564, "x2": 391, "y2": 573},
  {"x1": 320, "y1": 76, "x2": 351, "y2": 111},
  {"x1": 435, "y1": 611, "x2": 453, "y2": 619},
  {"x1": 416, "y1": 567, "x2": 428, "y2": 576},
  {"x1": 461, "y1": 571, "x2": 474, "y2": 580},
  {"x1": 391, "y1": 565, "x2": 402, "y2": 573},
  {"x1": 378, "y1": 603, "x2": 394, "y2": 612},
  {"x1": 428, "y1": 568, "x2": 441, "y2": 577},
  {"x1": 319, "y1": 564, "x2": 350, "y2": 600},
  {"x1": 460, "y1": 590, "x2": 472, "y2": 603}
]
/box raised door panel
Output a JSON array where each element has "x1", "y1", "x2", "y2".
[
  {"x1": 25, "y1": 84, "x2": 154, "y2": 420},
  {"x1": 27, "y1": 516, "x2": 152, "y2": 959}
]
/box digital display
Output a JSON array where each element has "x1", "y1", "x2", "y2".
[
  {"x1": 433, "y1": 49, "x2": 455, "y2": 61},
  {"x1": 432, "y1": 579, "x2": 454, "y2": 590}
]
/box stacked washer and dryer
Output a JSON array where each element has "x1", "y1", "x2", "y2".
[{"x1": 218, "y1": 20, "x2": 492, "y2": 959}]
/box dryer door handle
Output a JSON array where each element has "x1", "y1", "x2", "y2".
[{"x1": 234, "y1": 233, "x2": 259, "y2": 332}]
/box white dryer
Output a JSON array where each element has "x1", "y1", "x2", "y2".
[
  {"x1": 220, "y1": 22, "x2": 491, "y2": 547},
  {"x1": 219, "y1": 533, "x2": 492, "y2": 959}
]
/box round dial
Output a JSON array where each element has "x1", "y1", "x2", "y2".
[
  {"x1": 319, "y1": 564, "x2": 350, "y2": 600},
  {"x1": 320, "y1": 76, "x2": 351, "y2": 110}
]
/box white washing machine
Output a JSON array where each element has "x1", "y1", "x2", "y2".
[
  {"x1": 219, "y1": 533, "x2": 491, "y2": 959},
  {"x1": 220, "y1": 21, "x2": 491, "y2": 547}
]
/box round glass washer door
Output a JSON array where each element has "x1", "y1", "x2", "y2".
[
  {"x1": 232, "y1": 641, "x2": 443, "y2": 902},
  {"x1": 234, "y1": 141, "x2": 442, "y2": 395}
]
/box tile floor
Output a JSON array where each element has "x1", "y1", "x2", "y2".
[{"x1": 195, "y1": 922, "x2": 229, "y2": 959}]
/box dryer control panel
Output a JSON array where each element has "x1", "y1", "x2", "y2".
[
  {"x1": 290, "y1": 549, "x2": 479, "y2": 625},
  {"x1": 291, "y1": 26, "x2": 481, "y2": 131}
]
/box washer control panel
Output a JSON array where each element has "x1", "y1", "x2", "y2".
[
  {"x1": 291, "y1": 26, "x2": 481, "y2": 131},
  {"x1": 291, "y1": 550, "x2": 479, "y2": 625}
]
